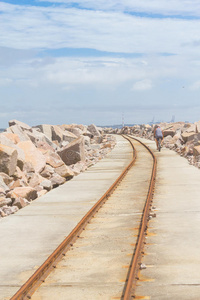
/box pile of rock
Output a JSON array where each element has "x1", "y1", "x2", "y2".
[
  {"x1": 0, "y1": 120, "x2": 116, "y2": 218},
  {"x1": 108, "y1": 121, "x2": 200, "y2": 169}
]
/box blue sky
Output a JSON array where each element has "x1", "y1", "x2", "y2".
[{"x1": 1, "y1": 0, "x2": 200, "y2": 127}]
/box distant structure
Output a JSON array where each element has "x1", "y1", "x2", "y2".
[
  {"x1": 171, "y1": 115, "x2": 175, "y2": 123},
  {"x1": 149, "y1": 116, "x2": 155, "y2": 125},
  {"x1": 122, "y1": 113, "x2": 124, "y2": 128}
]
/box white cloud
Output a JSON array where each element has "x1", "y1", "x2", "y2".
[
  {"x1": 189, "y1": 80, "x2": 200, "y2": 90},
  {"x1": 39, "y1": 0, "x2": 200, "y2": 17},
  {"x1": 132, "y1": 79, "x2": 152, "y2": 91},
  {"x1": 1, "y1": 3, "x2": 200, "y2": 56}
]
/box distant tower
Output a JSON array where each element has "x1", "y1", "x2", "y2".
[
  {"x1": 122, "y1": 113, "x2": 124, "y2": 128},
  {"x1": 171, "y1": 115, "x2": 175, "y2": 123}
]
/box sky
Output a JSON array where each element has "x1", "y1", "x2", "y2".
[{"x1": 1, "y1": 1, "x2": 200, "y2": 127}]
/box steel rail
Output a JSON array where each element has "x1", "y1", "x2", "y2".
[
  {"x1": 122, "y1": 135, "x2": 157, "y2": 300},
  {"x1": 11, "y1": 135, "x2": 136, "y2": 300}
]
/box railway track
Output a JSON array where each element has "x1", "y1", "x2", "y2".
[{"x1": 10, "y1": 135, "x2": 156, "y2": 300}]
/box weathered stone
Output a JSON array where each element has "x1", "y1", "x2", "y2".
[
  {"x1": 181, "y1": 131, "x2": 196, "y2": 142},
  {"x1": 0, "y1": 208, "x2": 6, "y2": 217},
  {"x1": 195, "y1": 121, "x2": 200, "y2": 133},
  {"x1": 44, "y1": 151, "x2": 64, "y2": 168},
  {"x1": 51, "y1": 125, "x2": 64, "y2": 143},
  {"x1": 8, "y1": 119, "x2": 31, "y2": 130},
  {"x1": 193, "y1": 145, "x2": 200, "y2": 157},
  {"x1": 163, "y1": 129, "x2": 175, "y2": 137},
  {"x1": 37, "y1": 189, "x2": 48, "y2": 197},
  {"x1": 62, "y1": 131, "x2": 77, "y2": 143},
  {"x1": 1, "y1": 132, "x2": 20, "y2": 144},
  {"x1": 33, "y1": 124, "x2": 52, "y2": 141},
  {"x1": 2, "y1": 205, "x2": 19, "y2": 215},
  {"x1": 0, "y1": 197, "x2": 12, "y2": 207},
  {"x1": 50, "y1": 173, "x2": 65, "y2": 187},
  {"x1": 83, "y1": 136, "x2": 90, "y2": 146},
  {"x1": 17, "y1": 141, "x2": 46, "y2": 173},
  {"x1": 40, "y1": 179, "x2": 52, "y2": 191},
  {"x1": 54, "y1": 164, "x2": 74, "y2": 178},
  {"x1": 12, "y1": 197, "x2": 28, "y2": 209},
  {"x1": 40, "y1": 165, "x2": 54, "y2": 178},
  {"x1": 36, "y1": 141, "x2": 55, "y2": 152},
  {"x1": 28, "y1": 173, "x2": 43, "y2": 188},
  {"x1": 0, "y1": 144, "x2": 18, "y2": 176},
  {"x1": 0, "y1": 172, "x2": 13, "y2": 185},
  {"x1": 9, "y1": 179, "x2": 27, "y2": 189},
  {"x1": 57, "y1": 137, "x2": 85, "y2": 165},
  {"x1": 87, "y1": 124, "x2": 101, "y2": 137},
  {"x1": 7, "y1": 187, "x2": 37, "y2": 201},
  {"x1": 6, "y1": 125, "x2": 30, "y2": 141},
  {"x1": 27, "y1": 129, "x2": 57, "y2": 150},
  {"x1": 23, "y1": 161, "x2": 35, "y2": 173}
]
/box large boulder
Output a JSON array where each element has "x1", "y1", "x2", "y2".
[
  {"x1": 7, "y1": 186, "x2": 37, "y2": 201},
  {"x1": 0, "y1": 134, "x2": 25, "y2": 169},
  {"x1": 1, "y1": 132, "x2": 20, "y2": 144},
  {"x1": 0, "y1": 176, "x2": 10, "y2": 193},
  {"x1": 51, "y1": 125, "x2": 64, "y2": 143},
  {"x1": 195, "y1": 121, "x2": 200, "y2": 133},
  {"x1": 8, "y1": 120, "x2": 31, "y2": 130},
  {"x1": 33, "y1": 124, "x2": 53, "y2": 141},
  {"x1": 62, "y1": 131, "x2": 77, "y2": 143},
  {"x1": 163, "y1": 129, "x2": 175, "y2": 137},
  {"x1": 6, "y1": 125, "x2": 30, "y2": 141},
  {"x1": 44, "y1": 151, "x2": 64, "y2": 168},
  {"x1": 87, "y1": 124, "x2": 101, "y2": 137},
  {"x1": 17, "y1": 141, "x2": 46, "y2": 173},
  {"x1": 0, "y1": 144, "x2": 18, "y2": 176},
  {"x1": 181, "y1": 132, "x2": 196, "y2": 142},
  {"x1": 54, "y1": 164, "x2": 74, "y2": 178},
  {"x1": 57, "y1": 137, "x2": 85, "y2": 165},
  {"x1": 50, "y1": 173, "x2": 65, "y2": 187}
]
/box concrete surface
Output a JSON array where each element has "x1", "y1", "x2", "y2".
[
  {"x1": 133, "y1": 137, "x2": 200, "y2": 300},
  {"x1": 0, "y1": 135, "x2": 132, "y2": 300},
  {"x1": 31, "y1": 139, "x2": 153, "y2": 300}
]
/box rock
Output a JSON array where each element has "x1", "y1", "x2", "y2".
[
  {"x1": 9, "y1": 179, "x2": 27, "y2": 189},
  {"x1": 6, "y1": 125, "x2": 30, "y2": 141},
  {"x1": 7, "y1": 187, "x2": 37, "y2": 201},
  {"x1": 0, "y1": 172, "x2": 13, "y2": 185},
  {"x1": 181, "y1": 131, "x2": 196, "y2": 142},
  {"x1": 83, "y1": 136, "x2": 90, "y2": 146},
  {"x1": 30, "y1": 128, "x2": 57, "y2": 150},
  {"x1": 195, "y1": 121, "x2": 200, "y2": 133},
  {"x1": 35, "y1": 141, "x2": 55, "y2": 152},
  {"x1": 62, "y1": 131, "x2": 77, "y2": 143},
  {"x1": 163, "y1": 129, "x2": 175, "y2": 137},
  {"x1": 1, "y1": 132, "x2": 20, "y2": 144},
  {"x1": 45, "y1": 151, "x2": 64, "y2": 168},
  {"x1": 40, "y1": 165, "x2": 54, "y2": 178},
  {"x1": 12, "y1": 197, "x2": 28, "y2": 209},
  {"x1": 8, "y1": 119, "x2": 31, "y2": 130},
  {"x1": 33, "y1": 124, "x2": 52, "y2": 141},
  {"x1": 51, "y1": 125, "x2": 64, "y2": 143},
  {"x1": 0, "y1": 197, "x2": 12, "y2": 207},
  {"x1": 37, "y1": 189, "x2": 48, "y2": 197},
  {"x1": 193, "y1": 145, "x2": 200, "y2": 157},
  {"x1": 54, "y1": 164, "x2": 74, "y2": 178},
  {"x1": 17, "y1": 141, "x2": 46, "y2": 173},
  {"x1": 40, "y1": 179, "x2": 52, "y2": 191},
  {"x1": 0, "y1": 208, "x2": 6, "y2": 217},
  {"x1": 50, "y1": 173, "x2": 66, "y2": 187},
  {"x1": 28, "y1": 173, "x2": 43, "y2": 188},
  {"x1": 23, "y1": 161, "x2": 35, "y2": 173},
  {"x1": 57, "y1": 137, "x2": 85, "y2": 165},
  {"x1": 0, "y1": 144, "x2": 18, "y2": 176},
  {"x1": 2, "y1": 205, "x2": 19, "y2": 215},
  {"x1": 87, "y1": 124, "x2": 101, "y2": 137}
]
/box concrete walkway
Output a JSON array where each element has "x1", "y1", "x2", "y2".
[
  {"x1": 0, "y1": 135, "x2": 132, "y2": 300},
  {"x1": 134, "y1": 137, "x2": 200, "y2": 300}
]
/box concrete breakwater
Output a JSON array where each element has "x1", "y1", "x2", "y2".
[
  {"x1": 105, "y1": 121, "x2": 200, "y2": 168},
  {"x1": 0, "y1": 120, "x2": 116, "y2": 218}
]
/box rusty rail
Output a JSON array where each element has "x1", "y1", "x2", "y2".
[
  {"x1": 123, "y1": 135, "x2": 157, "y2": 300},
  {"x1": 11, "y1": 135, "x2": 136, "y2": 300}
]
